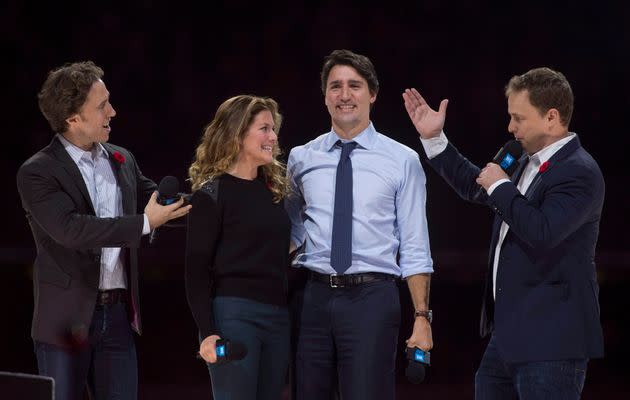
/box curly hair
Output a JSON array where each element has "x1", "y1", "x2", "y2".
[
  {"x1": 188, "y1": 95, "x2": 289, "y2": 203},
  {"x1": 37, "y1": 61, "x2": 104, "y2": 133}
]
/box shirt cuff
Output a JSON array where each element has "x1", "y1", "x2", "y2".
[
  {"x1": 419, "y1": 131, "x2": 448, "y2": 159},
  {"x1": 487, "y1": 179, "x2": 511, "y2": 196},
  {"x1": 142, "y1": 214, "x2": 150, "y2": 235}
]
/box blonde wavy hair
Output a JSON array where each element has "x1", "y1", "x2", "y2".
[{"x1": 188, "y1": 95, "x2": 288, "y2": 202}]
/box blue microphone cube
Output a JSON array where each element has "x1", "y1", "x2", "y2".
[
  {"x1": 500, "y1": 153, "x2": 515, "y2": 170},
  {"x1": 414, "y1": 349, "x2": 426, "y2": 363},
  {"x1": 406, "y1": 347, "x2": 431, "y2": 365}
]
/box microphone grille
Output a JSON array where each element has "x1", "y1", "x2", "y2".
[
  {"x1": 158, "y1": 176, "x2": 179, "y2": 197},
  {"x1": 405, "y1": 361, "x2": 426, "y2": 384}
]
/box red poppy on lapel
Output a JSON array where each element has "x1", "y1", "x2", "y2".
[
  {"x1": 112, "y1": 151, "x2": 126, "y2": 164},
  {"x1": 539, "y1": 161, "x2": 549, "y2": 173}
]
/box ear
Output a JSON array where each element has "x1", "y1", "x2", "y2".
[
  {"x1": 370, "y1": 91, "x2": 377, "y2": 104},
  {"x1": 66, "y1": 113, "x2": 80, "y2": 126},
  {"x1": 546, "y1": 108, "x2": 559, "y2": 124}
]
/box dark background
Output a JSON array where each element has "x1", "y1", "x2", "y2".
[{"x1": 3, "y1": 1, "x2": 629, "y2": 398}]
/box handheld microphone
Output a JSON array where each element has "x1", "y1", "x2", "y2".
[
  {"x1": 196, "y1": 339, "x2": 248, "y2": 364},
  {"x1": 405, "y1": 347, "x2": 431, "y2": 384},
  {"x1": 156, "y1": 176, "x2": 180, "y2": 205},
  {"x1": 475, "y1": 139, "x2": 523, "y2": 199},
  {"x1": 149, "y1": 176, "x2": 180, "y2": 244},
  {"x1": 214, "y1": 339, "x2": 248, "y2": 364}
]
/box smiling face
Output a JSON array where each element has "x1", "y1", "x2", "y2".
[
  {"x1": 64, "y1": 79, "x2": 116, "y2": 151},
  {"x1": 324, "y1": 65, "x2": 376, "y2": 139},
  {"x1": 238, "y1": 109, "x2": 277, "y2": 169}
]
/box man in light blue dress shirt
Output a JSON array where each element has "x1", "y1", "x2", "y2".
[{"x1": 286, "y1": 50, "x2": 434, "y2": 400}]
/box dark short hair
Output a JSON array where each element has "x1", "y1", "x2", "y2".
[
  {"x1": 37, "y1": 61, "x2": 104, "y2": 133},
  {"x1": 320, "y1": 49, "x2": 379, "y2": 95},
  {"x1": 505, "y1": 67, "x2": 574, "y2": 126}
]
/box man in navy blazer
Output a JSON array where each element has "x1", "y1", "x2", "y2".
[
  {"x1": 402, "y1": 67, "x2": 604, "y2": 399},
  {"x1": 16, "y1": 61, "x2": 191, "y2": 400}
]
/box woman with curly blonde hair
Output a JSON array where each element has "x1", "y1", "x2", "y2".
[{"x1": 185, "y1": 95, "x2": 291, "y2": 400}]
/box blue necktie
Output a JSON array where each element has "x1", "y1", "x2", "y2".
[{"x1": 330, "y1": 140, "x2": 357, "y2": 274}]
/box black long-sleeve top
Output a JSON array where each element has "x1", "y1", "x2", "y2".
[{"x1": 185, "y1": 173, "x2": 290, "y2": 339}]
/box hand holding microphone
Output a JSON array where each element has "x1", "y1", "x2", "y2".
[
  {"x1": 477, "y1": 163, "x2": 510, "y2": 190},
  {"x1": 145, "y1": 176, "x2": 192, "y2": 243},
  {"x1": 474, "y1": 139, "x2": 523, "y2": 198},
  {"x1": 198, "y1": 335, "x2": 248, "y2": 364},
  {"x1": 406, "y1": 308, "x2": 433, "y2": 384},
  {"x1": 405, "y1": 346, "x2": 431, "y2": 384}
]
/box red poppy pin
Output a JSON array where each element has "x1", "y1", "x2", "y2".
[
  {"x1": 112, "y1": 151, "x2": 126, "y2": 164},
  {"x1": 539, "y1": 161, "x2": 549, "y2": 173}
]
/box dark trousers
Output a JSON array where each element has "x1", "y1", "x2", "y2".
[
  {"x1": 34, "y1": 303, "x2": 137, "y2": 400},
  {"x1": 475, "y1": 334, "x2": 588, "y2": 400},
  {"x1": 296, "y1": 279, "x2": 400, "y2": 400},
  {"x1": 207, "y1": 296, "x2": 290, "y2": 400}
]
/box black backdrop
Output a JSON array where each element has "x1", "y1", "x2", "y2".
[{"x1": 3, "y1": 1, "x2": 629, "y2": 398}]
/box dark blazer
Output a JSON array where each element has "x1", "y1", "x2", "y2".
[
  {"x1": 427, "y1": 136, "x2": 604, "y2": 362},
  {"x1": 16, "y1": 136, "x2": 156, "y2": 347}
]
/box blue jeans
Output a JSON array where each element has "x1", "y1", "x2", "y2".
[
  {"x1": 475, "y1": 334, "x2": 587, "y2": 400},
  {"x1": 34, "y1": 303, "x2": 137, "y2": 400},
  {"x1": 296, "y1": 279, "x2": 400, "y2": 400},
  {"x1": 206, "y1": 296, "x2": 290, "y2": 400}
]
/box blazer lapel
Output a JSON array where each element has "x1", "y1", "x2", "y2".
[
  {"x1": 524, "y1": 172, "x2": 543, "y2": 199},
  {"x1": 524, "y1": 136, "x2": 581, "y2": 199},
  {"x1": 50, "y1": 137, "x2": 96, "y2": 213},
  {"x1": 511, "y1": 155, "x2": 529, "y2": 185},
  {"x1": 487, "y1": 154, "x2": 529, "y2": 250}
]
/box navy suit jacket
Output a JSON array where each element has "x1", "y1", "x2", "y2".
[
  {"x1": 427, "y1": 135, "x2": 604, "y2": 362},
  {"x1": 16, "y1": 136, "x2": 156, "y2": 347}
]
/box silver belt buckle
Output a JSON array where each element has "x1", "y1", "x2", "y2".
[{"x1": 329, "y1": 273, "x2": 344, "y2": 288}]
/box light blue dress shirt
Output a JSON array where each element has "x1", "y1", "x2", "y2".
[
  {"x1": 57, "y1": 134, "x2": 127, "y2": 289},
  {"x1": 286, "y1": 123, "x2": 433, "y2": 278}
]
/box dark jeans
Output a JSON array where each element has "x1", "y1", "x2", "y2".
[
  {"x1": 475, "y1": 334, "x2": 588, "y2": 400},
  {"x1": 34, "y1": 303, "x2": 137, "y2": 400},
  {"x1": 296, "y1": 279, "x2": 400, "y2": 400},
  {"x1": 206, "y1": 296, "x2": 290, "y2": 400}
]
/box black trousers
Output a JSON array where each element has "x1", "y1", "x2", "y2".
[{"x1": 296, "y1": 278, "x2": 400, "y2": 400}]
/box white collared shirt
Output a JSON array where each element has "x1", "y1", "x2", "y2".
[{"x1": 58, "y1": 134, "x2": 126, "y2": 290}]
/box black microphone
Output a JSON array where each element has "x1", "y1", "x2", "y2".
[
  {"x1": 149, "y1": 176, "x2": 180, "y2": 244},
  {"x1": 214, "y1": 339, "x2": 248, "y2": 364},
  {"x1": 405, "y1": 346, "x2": 431, "y2": 384},
  {"x1": 475, "y1": 139, "x2": 523, "y2": 199},
  {"x1": 196, "y1": 339, "x2": 248, "y2": 364}
]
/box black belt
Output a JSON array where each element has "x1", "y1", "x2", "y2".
[
  {"x1": 96, "y1": 289, "x2": 127, "y2": 305},
  {"x1": 308, "y1": 271, "x2": 397, "y2": 288}
]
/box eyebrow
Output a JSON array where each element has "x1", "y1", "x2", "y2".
[{"x1": 328, "y1": 79, "x2": 365, "y2": 87}]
